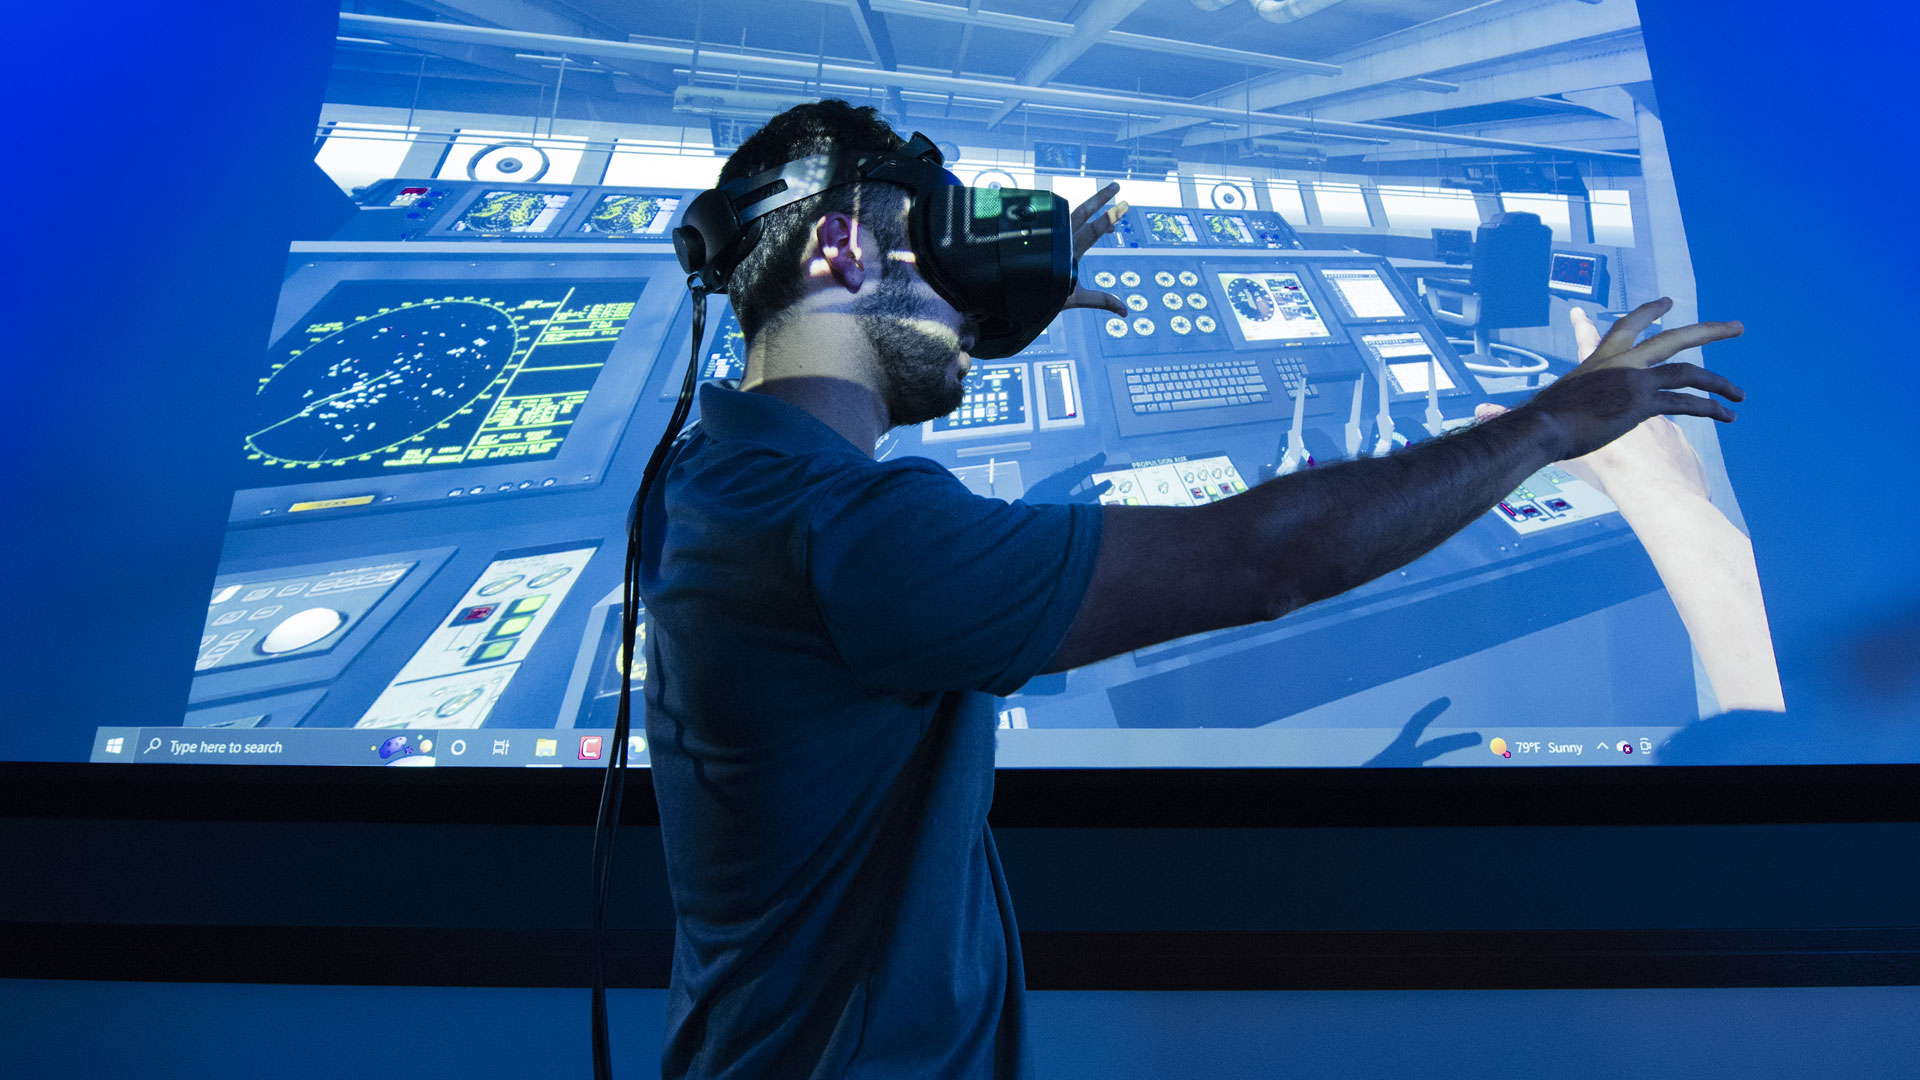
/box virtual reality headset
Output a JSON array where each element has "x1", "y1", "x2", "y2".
[{"x1": 673, "y1": 132, "x2": 1073, "y2": 360}]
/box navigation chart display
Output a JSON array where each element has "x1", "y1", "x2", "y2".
[
  {"x1": 578, "y1": 193, "x2": 680, "y2": 237},
  {"x1": 244, "y1": 279, "x2": 644, "y2": 483},
  {"x1": 451, "y1": 190, "x2": 571, "y2": 234},
  {"x1": 1145, "y1": 211, "x2": 1200, "y2": 245},
  {"x1": 1201, "y1": 213, "x2": 1255, "y2": 246}
]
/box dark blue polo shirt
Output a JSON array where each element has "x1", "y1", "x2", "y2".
[{"x1": 638, "y1": 382, "x2": 1102, "y2": 1080}]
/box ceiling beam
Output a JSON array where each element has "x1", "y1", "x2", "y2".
[
  {"x1": 983, "y1": 0, "x2": 1150, "y2": 129},
  {"x1": 817, "y1": 0, "x2": 1074, "y2": 37},
  {"x1": 1101, "y1": 30, "x2": 1343, "y2": 76},
  {"x1": 795, "y1": 0, "x2": 1341, "y2": 77},
  {"x1": 1127, "y1": 0, "x2": 1644, "y2": 142},
  {"x1": 833, "y1": 0, "x2": 912, "y2": 121},
  {"x1": 339, "y1": 13, "x2": 1638, "y2": 160},
  {"x1": 1177, "y1": 32, "x2": 1651, "y2": 149}
]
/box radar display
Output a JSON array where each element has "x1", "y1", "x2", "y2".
[
  {"x1": 701, "y1": 306, "x2": 746, "y2": 381},
  {"x1": 580, "y1": 193, "x2": 680, "y2": 236},
  {"x1": 246, "y1": 279, "x2": 642, "y2": 482}
]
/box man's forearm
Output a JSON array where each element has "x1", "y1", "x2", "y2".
[
  {"x1": 1605, "y1": 486, "x2": 1784, "y2": 711},
  {"x1": 1229, "y1": 407, "x2": 1565, "y2": 617}
]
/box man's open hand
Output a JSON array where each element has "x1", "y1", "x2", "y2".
[
  {"x1": 1519, "y1": 297, "x2": 1745, "y2": 461},
  {"x1": 1061, "y1": 182, "x2": 1128, "y2": 318}
]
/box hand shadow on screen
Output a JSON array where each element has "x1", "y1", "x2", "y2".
[
  {"x1": 1023, "y1": 452, "x2": 1114, "y2": 505},
  {"x1": 1364, "y1": 697, "x2": 1481, "y2": 767}
]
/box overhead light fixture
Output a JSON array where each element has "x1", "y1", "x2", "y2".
[{"x1": 671, "y1": 86, "x2": 827, "y2": 119}]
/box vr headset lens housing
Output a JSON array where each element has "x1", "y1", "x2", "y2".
[{"x1": 674, "y1": 132, "x2": 1075, "y2": 360}]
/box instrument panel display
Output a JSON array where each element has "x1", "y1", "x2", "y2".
[{"x1": 1218, "y1": 271, "x2": 1332, "y2": 342}]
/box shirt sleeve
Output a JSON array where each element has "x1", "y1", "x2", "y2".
[{"x1": 807, "y1": 459, "x2": 1103, "y2": 696}]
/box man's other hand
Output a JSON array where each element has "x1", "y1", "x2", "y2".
[
  {"x1": 1518, "y1": 297, "x2": 1745, "y2": 461},
  {"x1": 1062, "y1": 182, "x2": 1127, "y2": 317}
]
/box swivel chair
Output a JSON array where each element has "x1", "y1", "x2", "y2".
[{"x1": 1425, "y1": 211, "x2": 1554, "y2": 383}]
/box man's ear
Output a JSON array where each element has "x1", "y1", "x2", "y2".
[{"x1": 813, "y1": 211, "x2": 866, "y2": 293}]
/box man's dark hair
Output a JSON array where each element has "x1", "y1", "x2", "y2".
[{"x1": 717, "y1": 100, "x2": 908, "y2": 341}]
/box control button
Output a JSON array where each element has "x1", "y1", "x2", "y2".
[
  {"x1": 1195, "y1": 315, "x2": 1218, "y2": 334},
  {"x1": 1093, "y1": 270, "x2": 1117, "y2": 289},
  {"x1": 1125, "y1": 293, "x2": 1149, "y2": 312},
  {"x1": 1162, "y1": 292, "x2": 1184, "y2": 310},
  {"x1": 1132, "y1": 317, "x2": 1156, "y2": 336},
  {"x1": 1154, "y1": 270, "x2": 1176, "y2": 288},
  {"x1": 1119, "y1": 270, "x2": 1141, "y2": 288},
  {"x1": 1178, "y1": 270, "x2": 1200, "y2": 287},
  {"x1": 1186, "y1": 292, "x2": 1209, "y2": 310},
  {"x1": 1104, "y1": 317, "x2": 1129, "y2": 338},
  {"x1": 1169, "y1": 316, "x2": 1192, "y2": 335}
]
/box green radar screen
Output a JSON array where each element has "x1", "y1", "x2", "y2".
[
  {"x1": 451, "y1": 190, "x2": 571, "y2": 234},
  {"x1": 245, "y1": 279, "x2": 642, "y2": 483},
  {"x1": 580, "y1": 193, "x2": 681, "y2": 237},
  {"x1": 701, "y1": 306, "x2": 745, "y2": 381}
]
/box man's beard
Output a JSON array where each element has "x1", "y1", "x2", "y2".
[{"x1": 855, "y1": 264, "x2": 969, "y2": 427}]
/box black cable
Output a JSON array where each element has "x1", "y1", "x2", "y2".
[{"x1": 592, "y1": 280, "x2": 708, "y2": 1080}]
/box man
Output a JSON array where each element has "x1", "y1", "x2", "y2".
[{"x1": 638, "y1": 101, "x2": 1744, "y2": 1078}]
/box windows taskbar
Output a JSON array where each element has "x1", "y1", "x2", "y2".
[
  {"x1": 88, "y1": 727, "x2": 646, "y2": 768},
  {"x1": 87, "y1": 725, "x2": 1688, "y2": 768}
]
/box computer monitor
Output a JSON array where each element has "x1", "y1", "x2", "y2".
[{"x1": 1547, "y1": 251, "x2": 1610, "y2": 303}]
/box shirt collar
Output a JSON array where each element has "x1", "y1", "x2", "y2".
[{"x1": 695, "y1": 382, "x2": 870, "y2": 458}]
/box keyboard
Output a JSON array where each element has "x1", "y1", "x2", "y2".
[
  {"x1": 1125, "y1": 360, "x2": 1271, "y2": 414},
  {"x1": 1273, "y1": 354, "x2": 1319, "y2": 399}
]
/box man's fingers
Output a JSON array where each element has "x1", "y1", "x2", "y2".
[
  {"x1": 1617, "y1": 320, "x2": 1744, "y2": 369},
  {"x1": 1064, "y1": 286, "x2": 1127, "y2": 317},
  {"x1": 1651, "y1": 390, "x2": 1736, "y2": 423},
  {"x1": 1569, "y1": 306, "x2": 1603, "y2": 361},
  {"x1": 1073, "y1": 201, "x2": 1126, "y2": 258},
  {"x1": 1594, "y1": 297, "x2": 1673, "y2": 360},
  {"x1": 1647, "y1": 361, "x2": 1745, "y2": 401},
  {"x1": 1068, "y1": 182, "x2": 1121, "y2": 231}
]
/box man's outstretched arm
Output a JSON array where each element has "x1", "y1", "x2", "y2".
[{"x1": 1043, "y1": 302, "x2": 1745, "y2": 672}]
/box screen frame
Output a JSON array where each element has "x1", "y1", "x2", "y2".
[{"x1": 3, "y1": 761, "x2": 1916, "y2": 827}]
